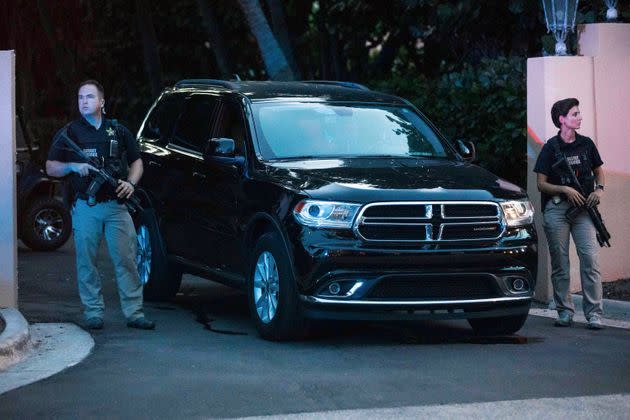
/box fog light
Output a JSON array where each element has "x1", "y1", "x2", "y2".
[
  {"x1": 328, "y1": 282, "x2": 341, "y2": 295},
  {"x1": 512, "y1": 278, "x2": 525, "y2": 291}
]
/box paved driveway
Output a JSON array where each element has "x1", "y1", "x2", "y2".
[{"x1": 1, "y1": 241, "x2": 629, "y2": 418}]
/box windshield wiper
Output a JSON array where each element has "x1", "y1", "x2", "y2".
[{"x1": 268, "y1": 155, "x2": 340, "y2": 161}]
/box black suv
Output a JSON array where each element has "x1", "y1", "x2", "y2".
[{"x1": 135, "y1": 80, "x2": 537, "y2": 340}]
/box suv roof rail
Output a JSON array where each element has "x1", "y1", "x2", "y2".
[
  {"x1": 174, "y1": 79, "x2": 239, "y2": 89},
  {"x1": 301, "y1": 80, "x2": 370, "y2": 91}
]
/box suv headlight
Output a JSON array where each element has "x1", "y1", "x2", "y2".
[
  {"x1": 500, "y1": 200, "x2": 534, "y2": 227},
  {"x1": 293, "y1": 200, "x2": 361, "y2": 228}
]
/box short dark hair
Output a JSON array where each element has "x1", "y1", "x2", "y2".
[
  {"x1": 551, "y1": 98, "x2": 579, "y2": 128},
  {"x1": 78, "y1": 79, "x2": 105, "y2": 97}
]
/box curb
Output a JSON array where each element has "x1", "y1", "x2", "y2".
[
  {"x1": 530, "y1": 294, "x2": 630, "y2": 329},
  {"x1": 576, "y1": 295, "x2": 630, "y2": 320},
  {"x1": 535, "y1": 295, "x2": 630, "y2": 321},
  {"x1": 0, "y1": 323, "x2": 95, "y2": 395},
  {"x1": 0, "y1": 308, "x2": 31, "y2": 370}
]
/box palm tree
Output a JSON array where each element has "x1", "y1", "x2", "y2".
[
  {"x1": 236, "y1": 0, "x2": 295, "y2": 81},
  {"x1": 264, "y1": 0, "x2": 301, "y2": 78}
]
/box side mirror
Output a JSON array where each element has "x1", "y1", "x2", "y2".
[
  {"x1": 203, "y1": 137, "x2": 245, "y2": 168},
  {"x1": 204, "y1": 137, "x2": 236, "y2": 158},
  {"x1": 141, "y1": 127, "x2": 161, "y2": 142},
  {"x1": 456, "y1": 139, "x2": 476, "y2": 162}
]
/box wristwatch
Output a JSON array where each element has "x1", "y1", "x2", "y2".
[
  {"x1": 127, "y1": 180, "x2": 137, "y2": 188},
  {"x1": 595, "y1": 184, "x2": 605, "y2": 191}
]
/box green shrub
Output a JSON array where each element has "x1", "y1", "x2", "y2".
[{"x1": 372, "y1": 56, "x2": 527, "y2": 187}]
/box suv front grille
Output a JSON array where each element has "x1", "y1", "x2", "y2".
[
  {"x1": 366, "y1": 274, "x2": 498, "y2": 300},
  {"x1": 354, "y1": 202, "x2": 504, "y2": 242}
]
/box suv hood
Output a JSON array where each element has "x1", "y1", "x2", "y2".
[{"x1": 264, "y1": 158, "x2": 526, "y2": 202}]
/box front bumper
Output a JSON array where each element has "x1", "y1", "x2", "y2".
[
  {"x1": 287, "y1": 222, "x2": 537, "y2": 321},
  {"x1": 298, "y1": 268, "x2": 534, "y2": 321},
  {"x1": 300, "y1": 295, "x2": 531, "y2": 321}
]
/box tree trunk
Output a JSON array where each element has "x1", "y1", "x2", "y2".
[
  {"x1": 135, "y1": 0, "x2": 162, "y2": 99},
  {"x1": 264, "y1": 0, "x2": 301, "y2": 78},
  {"x1": 196, "y1": 0, "x2": 231, "y2": 79},
  {"x1": 236, "y1": 0, "x2": 295, "y2": 81}
]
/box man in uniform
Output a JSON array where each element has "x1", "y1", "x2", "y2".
[
  {"x1": 534, "y1": 98, "x2": 605, "y2": 330},
  {"x1": 46, "y1": 80, "x2": 155, "y2": 330}
]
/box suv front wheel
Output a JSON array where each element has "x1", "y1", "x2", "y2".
[{"x1": 248, "y1": 232, "x2": 305, "y2": 341}]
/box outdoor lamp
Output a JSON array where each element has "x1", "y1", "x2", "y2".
[
  {"x1": 605, "y1": 0, "x2": 618, "y2": 21},
  {"x1": 541, "y1": 0, "x2": 580, "y2": 56}
]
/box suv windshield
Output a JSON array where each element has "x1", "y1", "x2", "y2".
[{"x1": 252, "y1": 102, "x2": 454, "y2": 160}]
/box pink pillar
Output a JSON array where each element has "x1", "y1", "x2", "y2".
[
  {"x1": 527, "y1": 24, "x2": 630, "y2": 302},
  {"x1": 579, "y1": 23, "x2": 630, "y2": 283},
  {"x1": 0, "y1": 50, "x2": 17, "y2": 308}
]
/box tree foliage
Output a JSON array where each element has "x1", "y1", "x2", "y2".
[
  {"x1": 373, "y1": 57, "x2": 526, "y2": 184},
  {"x1": 1, "y1": 0, "x2": 628, "y2": 185}
]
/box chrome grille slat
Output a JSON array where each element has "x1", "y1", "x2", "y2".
[
  {"x1": 354, "y1": 201, "x2": 505, "y2": 243},
  {"x1": 441, "y1": 203, "x2": 499, "y2": 219},
  {"x1": 362, "y1": 222, "x2": 431, "y2": 225}
]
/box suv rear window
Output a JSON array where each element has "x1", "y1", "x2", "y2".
[
  {"x1": 140, "y1": 92, "x2": 186, "y2": 144},
  {"x1": 251, "y1": 103, "x2": 453, "y2": 160}
]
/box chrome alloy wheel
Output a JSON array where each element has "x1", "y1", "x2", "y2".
[
  {"x1": 136, "y1": 225, "x2": 152, "y2": 285},
  {"x1": 33, "y1": 208, "x2": 64, "y2": 242},
  {"x1": 253, "y1": 251, "x2": 280, "y2": 324}
]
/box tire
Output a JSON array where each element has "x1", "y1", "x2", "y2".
[
  {"x1": 135, "y1": 208, "x2": 182, "y2": 301},
  {"x1": 247, "y1": 231, "x2": 305, "y2": 341},
  {"x1": 468, "y1": 313, "x2": 529, "y2": 336},
  {"x1": 20, "y1": 197, "x2": 71, "y2": 251}
]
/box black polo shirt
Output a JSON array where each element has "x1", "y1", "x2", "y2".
[
  {"x1": 48, "y1": 117, "x2": 140, "y2": 201},
  {"x1": 534, "y1": 133, "x2": 603, "y2": 210}
]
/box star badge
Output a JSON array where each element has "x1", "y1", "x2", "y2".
[{"x1": 106, "y1": 127, "x2": 115, "y2": 136}]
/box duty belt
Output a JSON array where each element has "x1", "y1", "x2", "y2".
[{"x1": 75, "y1": 192, "x2": 117, "y2": 203}]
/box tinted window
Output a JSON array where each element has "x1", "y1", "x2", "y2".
[
  {"x1": 214, "y1": 101, "x2": 246, "y2": 155},
  {"x1": 171, "y1": 94, "x2": 218, "y2": 151},
  {"x1": 140, "y1": 93, "x2": 186, "y2": 144}
]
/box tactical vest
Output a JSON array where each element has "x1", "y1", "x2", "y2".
[{"x1": 549, "y1": 136, "x2": 595, "y2": 196}]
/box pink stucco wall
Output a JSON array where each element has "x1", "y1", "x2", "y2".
[{"x1": 527, "y1": 24, "x2": 630, "y2": 301}]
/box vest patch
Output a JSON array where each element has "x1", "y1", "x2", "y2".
[
  {"x1": 566, "y1": 155, "x2": 581, "y2": 166},
  {"x1": 83, "y1": 148, "x2": 98, "y2": 158}
]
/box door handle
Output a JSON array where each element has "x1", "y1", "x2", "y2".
[
  {"x1": 148, "y1": 160, "x2": 162, "y2": 168},
  {"x1": 193, "y1": 172, "x2": 207, "y2": 180}
]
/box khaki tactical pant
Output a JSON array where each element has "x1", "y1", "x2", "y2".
[
  {"x1": 72, "y1": 199, "x2": 144, "y2": 321},
  {"x1": 543, "y1": 200, "x2": 603, "y2": 319}
]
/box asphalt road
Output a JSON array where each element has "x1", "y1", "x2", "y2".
[{"x1": 1, "y1": 240, "x2": 629, "y2": 418}]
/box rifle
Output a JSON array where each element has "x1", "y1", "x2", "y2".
[
  {"x1": 51, "y1": 126, "x2": 143, "y2": 214},
  {"x1": 551, "y1": 152, "x2": 611, "y2": 247}
]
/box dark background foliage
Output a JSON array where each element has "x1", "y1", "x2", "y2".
[{"x1": 1, "y1": 0, "x2": 627, "y2": 186}]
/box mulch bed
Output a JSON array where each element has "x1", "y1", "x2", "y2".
[{"x1": 601, "y1": 278, "x2": 630, "y2": 302}]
